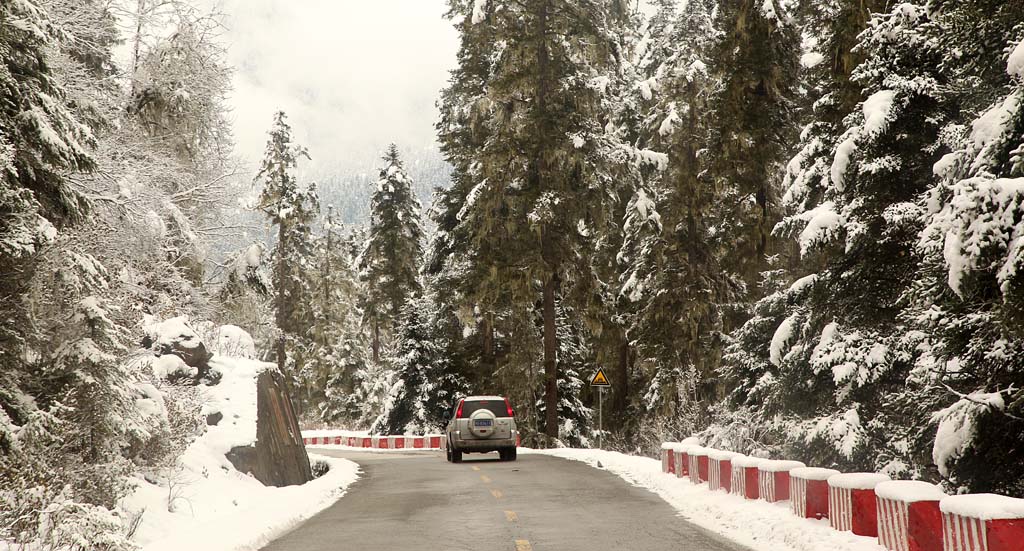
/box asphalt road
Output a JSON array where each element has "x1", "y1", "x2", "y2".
[{"x1": 260, "y1": 449, "x2": 752, "y2": 551}]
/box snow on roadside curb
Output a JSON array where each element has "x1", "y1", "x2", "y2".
[{"x1": 528, "y1": 448, "x2": 883, "y2": 551}]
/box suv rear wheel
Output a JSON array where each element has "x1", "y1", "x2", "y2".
[
  {"x1": 451, "y1": 447, "x2": 463, "y2": 463},
  {"x1": 499, "y1": 447, "x2": 517, "y2": 461}
]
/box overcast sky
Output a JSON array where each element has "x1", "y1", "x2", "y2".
[
  {"x1": 217, "y1": 0, "x2": 658, "y2": 181},
  {"x1": 219, "y1": 0, "x2": 460, "y2": 175}
]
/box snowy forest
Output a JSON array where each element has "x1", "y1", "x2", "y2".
[{"x1": 2, "y1": 0, "x2": 1024, "y2": 547}]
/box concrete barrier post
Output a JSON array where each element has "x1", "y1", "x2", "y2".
[
  {"x1": 661, "y1": 443, "x2": 676, "y2": 474},
  {"x1": 827, "y1": 473, "x2": 890, "y2": 536},
  {"x1": 941, "y1": 494, "x2": 1024, "y2": 551},
  {"x1": 673, "y1": 444, "x2": 693, "y2": 478},
  {"x1": 708, "y1": 450, "x2": 742, "y2": 492},
  {"x1": 756, "y1": 460, "x2": 806, "y2": 502},
  {"x1": 687, "y1": 447, "x2": 709, "y2": 485},
  {"x1": 875, "y1": 480, "x2": 946, "y2": 551},
  {"x1": 731, "y1": 456, "x2": 764, "y2": 499},
  {"x1": 790, "y1": 467, "x2": 841, "y2": 519},
  {"x1": 673, "y1": 438, "x2": 702, "y2": 479}
]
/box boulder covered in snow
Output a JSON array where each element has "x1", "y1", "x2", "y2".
[
  {"x1": 210, "y1": 324, "x2": 257, "y2": 359},
  {"x1": 142, "y1": 315, "x2": 215, "y2": 383}
]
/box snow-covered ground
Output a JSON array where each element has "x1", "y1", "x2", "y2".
[
  {"x1": 527, "y1": 448, "x2": 884, "y2": 551},
  {"x1": 122, "y1": 353, "x2": 360, "y2": 551},
  {"x1": 126, "y1": 452, "x2": 358, "y2": 551}
]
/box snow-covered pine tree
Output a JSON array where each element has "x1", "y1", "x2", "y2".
[
  {"x1": 300, "y1": 207, "x2": 369, "y2": 420},
  {"x1": 720, "y1": 1, "x2": 954, "y2": 474},
  {"x1": 431, "y1": 0, "x2": 499, "y2": 383},
  {"x1": 718, "y1": 0, "x2": 885, "y2": 453},
  {"x1": 358, "y1": 144, "x2": 424, "y2": 364},
  {"x1": 705, "y1": 0, "x2": 801, "y2": 290},
  {"x1": 444, "y1": 0, "x2": 633, "y2": 440},
  {"x1": 254, "y1": 111, "x2": 319, "y2": 386},
  {"x1": 376, "y1": 292, "x2": 438, "y2": 434},
  {"x1": 907, "y1": 0, "x2": 1024, "y2": 496},
  {"x1": 615, "y1": 0, "x2": 732, "y2": 447}
]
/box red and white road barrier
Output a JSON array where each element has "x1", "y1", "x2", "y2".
[
  {"x1": 687, "y1": 446, "x2": 711, "y2": 485},
  {"x1": 875, "y1": 480, "x2": 946, "y2": 551},
  {"x1": 301, "y1": 431, "x2": 447, "y2": 450},
  {"x1": 827, "y1": 473, "x2": 890, "y2": 536},
  {"x1": 708, "y1": 450, "x2": 743, "y2": 493},
  {"x1": 730, "y1": 456, "x2": 764, "y2": 500},
  {"x1": 940, "y1": 494, "x2": 1024, "y2": 551},
  {"x1": 658, "y1": 439, "x2": 1024, "y2": 549},
  {"x1": 790, "y1": 467, "x2": 840, "y2": 520},
  {"x1": 757, "y1": 459, "x2": 806, "y2": 503},
  {"x1": 661, "y1": 443, "x2": 676, "y2": 475},
  {"x1": 673, "y1": 440, "x2": 703, "y2": 479}
]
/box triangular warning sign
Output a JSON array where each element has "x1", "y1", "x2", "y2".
[{"x1": 590, "y1": 368, "x2": 611, "y2": 387}]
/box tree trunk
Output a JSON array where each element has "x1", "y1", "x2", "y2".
[
  {"x1": 614, "y1": 337, "x2": 630, "y2": 416},
  {"x1": 372, "y1": 318, "x2": 380, "y2": 364},
  {"x1": 543, "y1": 274, "x2": 558, "y2": 439},
  {"x1": 482, "y1": 314, "x2": 494, "y2": 369}
]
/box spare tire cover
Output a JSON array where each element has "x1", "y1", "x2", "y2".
[{"x1": 468, "y1": 408, "x2": 496, "y2": 438}]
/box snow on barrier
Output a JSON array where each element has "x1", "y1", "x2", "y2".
[
  {"x1": 941, "y1": 494, "x2": 1024, "y2": 551},
  {"x1": 730, "y1": 456, "x2": 763, "y2": 500},
  {"x1": 672, "y1": 439, "x2": 703, "y2": 479},
  {"x1": 708, "y1": 450, "x2": 743, "y2": 493},
  {"x1": 657, "y1": 439, "x2": 1024, "y2": 549},
  {"x1": 875, "y1": 480, "x2": 947, "y2": 551},
  {"x1": 757, "y1": 459, "x2": 806, "y2": 503},
  {"x1": 827, "y1": 473, "x2": 890, "y2": 536},
  {"x1": 790, "y1": 467, "x2": 841, "y2": 520},
  {"x1": 687, "y1": 446, "x2": 711, "y2": 485}
]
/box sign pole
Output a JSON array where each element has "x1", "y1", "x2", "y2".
[{"x1": 589, "y1": 367, "x2": 610, "y2": 450}]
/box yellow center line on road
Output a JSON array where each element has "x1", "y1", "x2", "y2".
[
  {"x1": 491, "y1": 489, "x2": 503, "y2": 499},
  {"x1": 480, "y1": 475, "x2": 492, "y2": 483},
  {"x1": 505, "y1": 510, "x2": 518, "y2": 522},
  {"x1": 471, "y1": 466, "x2": 480, "y2": 471},
  {"x1": 515, "y1": 540, "x2": 532, "y2": 551}
]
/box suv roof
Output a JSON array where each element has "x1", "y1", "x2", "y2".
[{"x1": 462, "y1": 395, "x2": 506, "y2": 401}]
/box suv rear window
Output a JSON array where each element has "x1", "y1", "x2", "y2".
[{"x1": 462, "y1": 400, "x2": 509, "y2": 417}]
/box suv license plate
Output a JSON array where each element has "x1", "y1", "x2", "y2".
[{"x1": 474, "y1": 419, "x2": 492, "y2": 427}]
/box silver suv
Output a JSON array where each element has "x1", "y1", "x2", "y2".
[{"x1": 445, "y1": 396, "x2": 518, "y2": 462}]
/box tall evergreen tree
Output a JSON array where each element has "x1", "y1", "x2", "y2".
[
  {"x1": 442, "y1": 0, "x2": 634, "y2": 440},
  {"x1": 907, "y1": 0, "x2": 1024, "y2": 496},
  {"x1": 615, "y1": 0, "x2": 733, "y2": 444},
  {"x1": 720, "y1": 1, "x2": 954, "y2": 475},
  {"x1": 706, "y1": 0, "x2": 801, "y2": 290},
  {"x1": 253, "y1": 111, "x2": 319, "y2": 383},
  {"x1": 302, "y1": 208, "x2": 369, "y2": 419},
  {"x1": 358, "y1": 144, "x2": 424, "y2": 363}
]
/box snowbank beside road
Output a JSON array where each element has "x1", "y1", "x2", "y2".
[
  {"x1": 528, "y1": 448, "x2": 883, "y2": 551},
  {"x1": 128, "y1": 453, "x2": 358, "y2": 551},
  {"x1": 123, "y1": 354, "x2": 359, "y2": 551}
]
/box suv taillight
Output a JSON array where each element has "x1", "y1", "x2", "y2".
[
  {"x1": 455, "y1": 400, "x2": 465, "y2": 418},
  {"x1": 505, "y1": 397, "x2": 514, "y2": 417}
]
